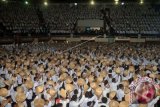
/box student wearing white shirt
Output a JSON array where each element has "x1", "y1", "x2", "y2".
[
  {"x1": 4, "y1": 96, "x2": 12, "y2": 107},
  {"x1": 148, "y1": 96, "x2": 160, "y2": 107},
  {"x1": 70, "y1": 89, "x2": 81, "y2": 99},
  {"x1": 17, "y1": 75, "x2": 22, "y2": 85},
  {"x1": 102, "y1": 80, "x2": 110, "y2": 97},
  {"x1": 59, "y1": 98, "x2": 69, "y2": 107},
  {"x1": 26, "y1": 89, "x2": 33, "y2": 107},
  {"x1": 98, "y1": 97, "x2": 109, "y2": 107},
  {"x1": 122, "y1": 72, "x2": 133, "y2": 81},
  {"x1": 116, "y1": 84, "x2": 124, "y2": 101},
  {"x1": 81, "y1": 92, "x2": 97, "y2": 107},
  {"x1": 69, "y1": 94, "x2": 85, "y2": 107},
  {"x1": 110, "y1": 75, "x2": 121, "y2": 91}
]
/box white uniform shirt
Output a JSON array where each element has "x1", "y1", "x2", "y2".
[
  {"x1": 109, "y1": 76, "x2": 120, "y2": 91},
  {"x1": 26, "y1": 90, "x2": 33, "y2": 100},
  {"x1": 17, "y1": 75, "x2": 22, "y2": 84},
  {"x1": 148, "y1": 96, "x2": 159, "y2": 107},
  {"x1": 116, "y1": 89, "x2": 124, "y2": 101},
  {"x1": 69, "y1": 95, "x2": 85, "y2": 107}
]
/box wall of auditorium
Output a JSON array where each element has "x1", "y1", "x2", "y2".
[
  {"x1": 130, "y1": 38, "x2": 145, "y2": 42},
  {"x1": 66, "y1": 38, "x2": 81, "y2": 42},
  {"x1": 95, "y1": 38, "x2": 109, "y2": 42},
  {"x1": 0, "y1": 36, "x2": 160, "y2": 44}
]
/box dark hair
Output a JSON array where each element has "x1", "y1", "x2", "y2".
[
  {"x1": 74, "y1": 89, "x2": 78, "y2": 95},
  {"x1": 71, "y1": 95, "x2": 77, "y2": 101},
  {"x1": 56, "y1": 103, "x2": 63, "y2": 107},
  {"x1": 85, "y1": 92, "x2": 89, "y2": 98},
  {"x1": 101, "y1": 106, "x2": 106, "y2": 107},
  {"x1": 104, "y1": 80, "x2": 108, "y2": 85},
  {"x1": 73, "y1": 78, "x2": 77, "y2": 82},
  {"x1": 112, "y1": 78, "x2": 116, "y2": 83},
  {"x1": 88, "y1": 91, "x2": 93, "y2": 98},
  {"x1": 87, "y1": 101, "x2": 92, "y2": 106},
  {"x1": 108, "y1": 74, "x2": 112, "y2": 78},
  {"x1": 118, "y1": 84, "x2": 124, "y2": 89},
  {"x1": 102, "y1": 97, "x2": 108, "y2": 103},
  {"x1": 109, "y1": 70, "x2": 112, "y2": 73},
  {"x1": 106, "y1": 93, "x2": 109, "y2": 98}
]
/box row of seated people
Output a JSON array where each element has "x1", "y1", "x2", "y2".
[
  {"x1": 0, "y1": 42, "x2": 160, "y2": 107},
  {"x1": 0, "y1": 3, "x2": 160, "y2": 34}
]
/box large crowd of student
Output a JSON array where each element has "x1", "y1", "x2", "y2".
[{"x1": 0, "y1": 42, "x2": 159, "y2": 107}]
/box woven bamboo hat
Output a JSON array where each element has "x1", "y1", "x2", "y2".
[
  {"x1": 77, "y1": 78, "x2": 85, "y2": 86},
  {"x1": 90, "y1": 82, "x2": 98, "y2": 89},
  {"x1": 0, "y1": 88, "x2": 8, "y2": 97},
  {"x1": 65, "y1": 84, "x2": 74, "y2": 92},
  {"x1": 109, "y1": 100, "x2": 119, "y2": 107},
  {"x1": 60, "y1": 89, "x2": 67, "y2": 98},
  {"x1": 47, "y1": 88, "x2": 56, "y2": 97},
  {"x1": 15, "y1": 93, "x2": 26, "y2": 103},
  {"x1": 66, "y1": 77, "x2": 73, "y2": 84},
  {"x1": 94, "y1": 87, "x2": 103, "y2": 97},
  {"x1": 119, "y1": 101, "x2": 129, "y2": 107},
  {"x1": 25, "y1": 81, "x2": 34, "y2": 89},
  {"x1": 34, "y1": 98, "x2": 45, "y2": 107},
  {"x1": 115, "y1": 67, "x2": 121, "y2": 74},
  {"x1": 35, "y1": 85, "x2": 44, "y2": 94},
  {"x1": 109, "y1": 91, "x2": 116, "y2": 100}
]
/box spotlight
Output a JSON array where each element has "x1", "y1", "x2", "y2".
[
  {"x1": 90, "y1": 0, "x2": 95, "y2": 5},
  {"x1": 121, "y1": 2, "x2": 124, "y2": 5},
  {"x1": 74, "y1": 3, "x2": 77, "y2": 6},
  {"x1": 44, "y1": 1, "x2": 48, "y2": 6},
  {"x1": 115, "y1": 1, "x2": 119, "y2": 5},
  {"x1": 140, "y1": 0, "x2": 144, "y2": 4},
  {"x1": 2, "y1": 0, "x2": 6, "y2": 2},
  {"x1": 25, "y1": 1, "x2": 28, "y2": 5}
]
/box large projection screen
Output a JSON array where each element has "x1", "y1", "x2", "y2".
[{"x1": 77, "y1": 19, "x2": 104, "y2": 27}]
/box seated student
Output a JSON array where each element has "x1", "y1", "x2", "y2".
[
  {"x1": 5, "y1": 96, "x2": 12, "y2": 107},
  {"x1": 56, "y1": 103, "x2": 63, "y2": 107},
  {"x1": 98, "y1": 97, "x2": 109, "y2": 107},
  {"x1": 110, "y1": 75, "x2": 121, "y2": 91},
  {"x1": 102, "y1": 80, "x2": 110, "y2": 97},
  {"x1": 116, "y1": 84, "x2": 124, "y2": 101},
  {"x1": 146, "y1": 95, "x2": 160, "y2": 107},
  {"x1": 69, "y1": 94, "x2": 85, "y2": 107}
]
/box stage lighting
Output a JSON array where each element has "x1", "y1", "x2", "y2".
[
  {"x1": 74, "y1": 3, "x2": 77, "y2": 6},
  {"x1": 115, "y1": 1, "x2": 119, "y2": 5},
  {"x1": 121, "y1": 2, "x2": 124, "y2": 5},
  {"x1": 25, "y1": 1, "x2": 28, "y2": 5},
  {"x1": 44, "y1": 1, "x2": 48, "y2": 6},
  {"x1": 140, "y1": 0, "x2": 144, "y2": 4},
  {"x1": 90, "y1": 0, "x2": 95, "y2": 5},
  {"x1": 2, "y1": 0, "x2": 6, "y2": 2}
]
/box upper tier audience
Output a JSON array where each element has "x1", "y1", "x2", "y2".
[{"x1": 0, "y1": 3, "x2": 160, "y2": 34}]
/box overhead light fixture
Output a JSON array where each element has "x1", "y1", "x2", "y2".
[
  {"x1": 74, "y1": 3, "x2": 77, "y2": 6},
  {"x1": 25, "y1": 1, "x2": 28, "y2": 5},
  {"x1": 115, "y1": 1, "x2": 119, "y2": 5},
  {"x1": 121, "y1": 2, "x2": 124, "y2": 5},
  {"x1": 140, "y1": 0, "x2": 144, "y2": 4},
  {"x1": 44, "y1": 1, "x2": 48, "y2": 6},
  {"x1": 90, "y1": 0, "x2": 95, "y2": 5}
]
